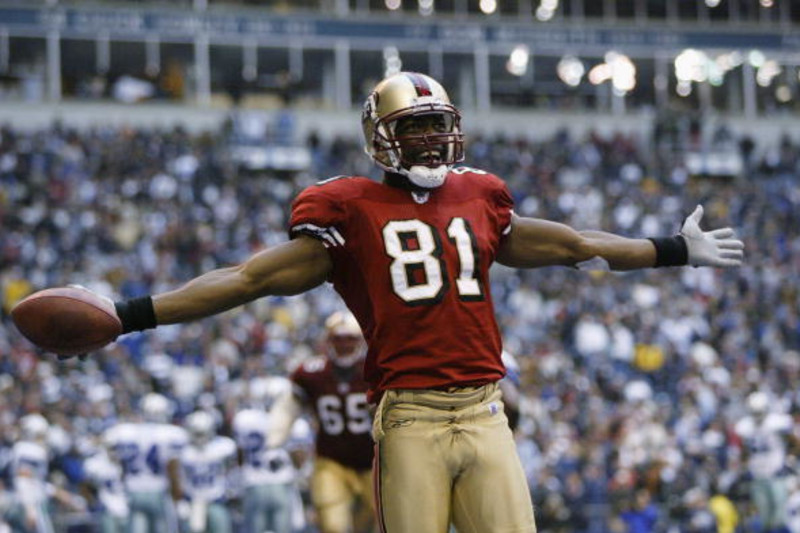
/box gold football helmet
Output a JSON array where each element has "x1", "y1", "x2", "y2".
[
  {"x1": 324, "y1": 310, "x2": 365, "y2": 367},
  {"x1": 362, "y1": 72, "x2": 464, "y2": 188}
]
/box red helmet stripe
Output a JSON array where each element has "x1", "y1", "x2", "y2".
[{"x1": 406, "y1": 72, "x2": 433, "y2": 97}]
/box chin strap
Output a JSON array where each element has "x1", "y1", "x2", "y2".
[{"x1": 401, "y1": 164, "x2": 450, "y2": 188}]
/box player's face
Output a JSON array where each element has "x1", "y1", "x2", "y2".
[
  {"x1": 394, "y1": 113, "x2": 451, "y2": 167},
  {"x1": 329, "y1": 333, "x2": 363, "y2": 360}
]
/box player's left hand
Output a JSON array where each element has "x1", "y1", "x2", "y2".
[{"x1": 680, "y1": 205, "x2": 745, "y2": 267}]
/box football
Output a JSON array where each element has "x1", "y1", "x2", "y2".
[{"x1": 10, "y1": 287, "x2": 122, "y2": 356}]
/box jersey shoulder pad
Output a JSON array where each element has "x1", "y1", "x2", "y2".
[
  {"x1": 211, "y1": 436, "x2": 237, "y2": 458},
  {"x1": 449, "y1": 166, "x2": 512, "y2": 210},
  {"x1": 290, "y1": 177, "x2": 371, "y2": 245},
  {"x1": 171, "y1": 424, "x2": 190, "y2": 442},
  {"x1": 313, "y1": 174, "x2": 372, "y2": 189},
  {"x1": 300, "y1": 175, "x2": 373, "y2": 202},
  {"x1": 104, "y1": 422, "x2": 137, "y2": 443},
  {"x1": 297, "y1": 355, "x2": 328, "y2": 375},
  {"x1": 233, "y1": 408, "x2": 267, "y2": 429},
  {"x1": 451, "y1": 165, "x2": 506, "y2": 187}
]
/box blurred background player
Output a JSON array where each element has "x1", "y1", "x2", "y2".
[
  {"x1": 176, "y1": 410, "x2": 237, "y2": 533},
  {"x1": 80, "y1": 433, "x2": 129, "y2": 533},
  {"x1": 104, "y1": 393, "x2": 188, "y2": 533},
  {"x1": 5, "y1": 414, "x2": 85, "y2": 533},
  {"x1": 5, "y1": 414, "x2": 54, "y2": 533},
  {"x1": 232, "y1": 376, "x2": 304, "y2": 533},
  {"x1": 734, "y1": 390, "x2": 795, "y2": 533},
  {"x1": 269, "y1": 310, "x2": 375, "y2": 533}
]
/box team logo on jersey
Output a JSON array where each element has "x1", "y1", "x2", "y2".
[{"x1": 411, "y1": 191, "x2": 430, "y2": 204}]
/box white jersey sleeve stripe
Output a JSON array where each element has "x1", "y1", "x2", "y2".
[
  {"x1": 329, "y1": 227, "x2": 346, "y2": 245},
  {"x1": 292, "y1": 223, "x2": 345, "y2": 247}
]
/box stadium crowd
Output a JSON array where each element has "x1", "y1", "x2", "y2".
[{"x1": 0, "y1": 114, "x2": 799, "y2": 533}]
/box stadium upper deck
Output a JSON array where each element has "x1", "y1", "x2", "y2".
[{"x1": 0, "y1": 0, "x2": 798, "y2": 118}]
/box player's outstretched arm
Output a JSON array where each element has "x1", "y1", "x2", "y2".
[
  {"x1": 152, "y1": 235, "x2": 331, "y2": 326},
  {"x1": 496, "y1": 206, "x2": 743, "y2": 271},
  {"x1": 11, "y1": 236, "x2": 331, "y2": 357}
]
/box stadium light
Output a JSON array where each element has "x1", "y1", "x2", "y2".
[
  {"x1": 756, "y1": 60, "x2": 782, "y2": 87},
  {"x1": 588, "y1": 63, "x2": 611, "y2": 85},
  {"x1": 704, "y1": 0, "x2": 720, "y2": 6},
  {"x1": 586, "y1": 52, "x2": 635, "y2": 94},
  {"x1": 536, "y1": 0, "x2": 559, "y2": 20},
  {"x1": 384, "y1": 47, "x2": 402, "y2": 77},
  {"x1": 557, "y1": 55, "x2": 584, "y2": 87},
  {"x1": 385, "y1": 0, "x2": 401, "y2": 10},
  {"x1": 418, "y1": 0, "x2": 434, "y2": 16},
  {"x1": 675, "y1": 49, "x2": 709, "y2": 83},
  {"x1": 776, "y1": 85, "x2": 791, "y2": 103},
  {"x1": 480, "y1": 0, "x2": 497, "y2": 14},
  {"x1": 536, "y1": 6, "x2": 555, "y2": 21},
  {"x1": 715, "y1": 51, "x2": 742, "y2": 72},
  {"x1": 748, "y1": 50, "x2": 766, "y2": 68},
  {"x1": 506, "y1": 45, "x2": 530, "y2": 77}
]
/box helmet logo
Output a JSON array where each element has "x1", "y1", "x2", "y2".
[{"x1": 405, "y1": 72, "x2": 433, "y2": 97}]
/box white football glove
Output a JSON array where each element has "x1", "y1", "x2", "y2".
[{"x1": 680, "y1": 205, "x2": 744, "y2": 267}]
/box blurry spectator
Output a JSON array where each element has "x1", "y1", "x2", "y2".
[
  {"x1": 708, "y1": 485, "x2": 740, "y2": 533},
  {"x1": 619, "y1": 488, "x2": 659, "y2": 533},
  {"x1": 0, "y1": 121, "x2": 798, "y2": 530}
]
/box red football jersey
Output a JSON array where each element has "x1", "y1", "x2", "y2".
[
  {"x1": 289, "y1": 168, "x2": 513, "y2": 402},
  {"x1": 291, "y1": 356, "x2": 373, "y2": 471}
]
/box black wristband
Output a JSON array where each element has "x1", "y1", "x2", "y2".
[
  {"x1": 114, "y1": 296, "x2": 157, "y2": 334},
  {"x1": 648, "y1": 235, "x2": 689, "y2": 267}
]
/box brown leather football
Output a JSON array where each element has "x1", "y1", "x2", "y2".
[{"x1": 11, "y1": 287, "x2": 122, "y2": 356}]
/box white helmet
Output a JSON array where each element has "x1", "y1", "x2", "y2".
[
  {"x1": 20, "y1": 413, "x2": 49, "y2": 442},
  {"x1": 141, "y1": 393, "x2": 173, "y2": 423},
  {"x1": 185, "y1": 411, "x2": 216, "y2": 446},
  {"x1": 747, "y1": 391, "x2": 769, "y2": 416},
  {"x1": 362, "y1": 72, "x2": 464, "y2": 189},
  {"x1": 325, "y1": 311, "x2": 365, "y2": 367}
]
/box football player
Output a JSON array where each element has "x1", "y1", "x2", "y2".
[
  {"x1": 5, "y1": 414, "x2": 54, "y2": 533},
  {"x1": 268, "y1": 310, "x2": 374, "y2": 533},
  {"x1": 176, "y1": 410, "x2": 237, "y2": 533},
  {"x1": 104, "y1": 393, "x2": 187, "y2": 533},
  {"x1": 734, "y1": 391, "x2": 794, "y2": 533},
  {"x1": 71, "y1": 71, "x2": 743, "y2": 532},
  {"x1": 232, "y1": 377, "x2": 303, "y2": 533},
  {"x1": 5, "y1": 414, "x2": 86, "y2": 533},
  {"x1": 81, "y1": 434, "x2": 130, "y2": 533}
]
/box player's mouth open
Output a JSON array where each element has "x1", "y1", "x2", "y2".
[{"x1": 413, "y1": 149, "x2": 443, "y2": 165}]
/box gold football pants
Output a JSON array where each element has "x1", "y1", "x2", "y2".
[
  {"x1": 372, "y1": 383, "x2": 536, "y2": 533},
  {"x1": 311, "y1": 456, "x2": 376, "y2": 533}
]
